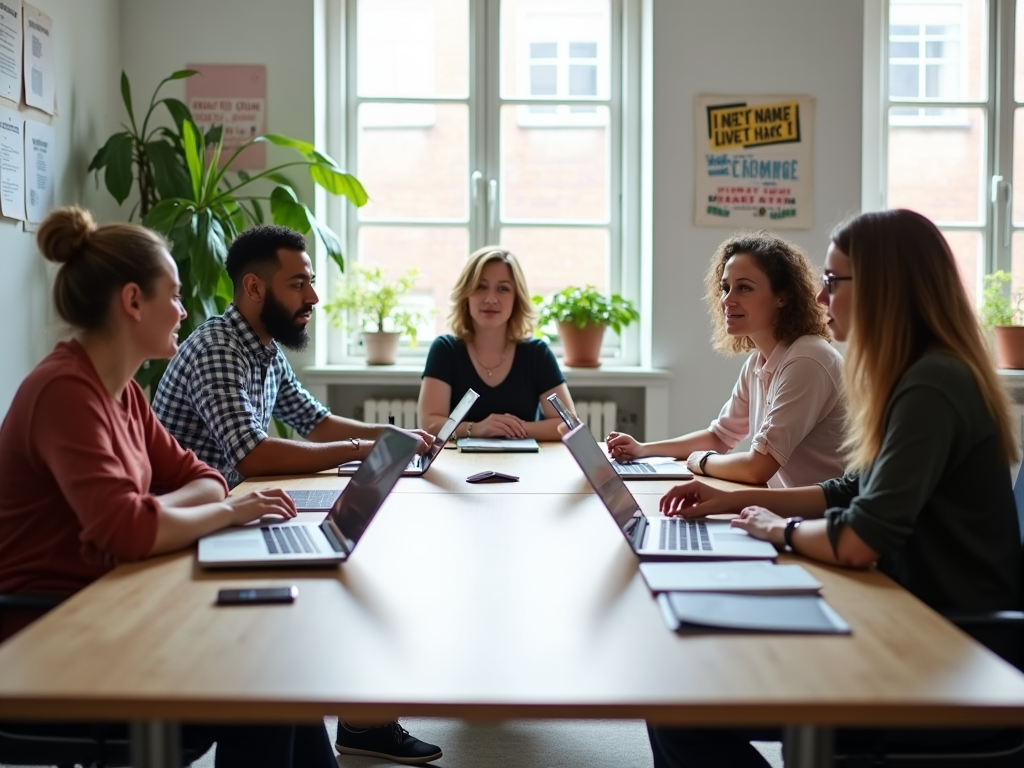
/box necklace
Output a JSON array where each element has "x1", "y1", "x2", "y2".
[{"x1": 470, "y1": 342, "x2": 510, "y2": 377}]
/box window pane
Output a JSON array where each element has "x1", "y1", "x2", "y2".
[
  {"x1": 1011, "y1": 231, "x2": 1024, "y2": 300},
  {"x1": 502, "y1": 0, "x2": 610, "y2": 100},
  {"x1": 890, "y1": 64, "x2": 920, "y2": 98},
  {"x1": 890, "y1": 41, "x2": 920, "y2": 58},
  {"x1": 887, "y1": 107, "x2": 985, "y2": 223},
  {"x1": 499, "y1": 227, "x2": 609, "y2": 300},
  {"x1": 357, "y1": 103, "x2": 468, "y2": 221},
  {"x1": 357, "y1": 0, "x2": 468, "y2": 98},
  {"x1": 530, "y1": 65, "x2": 558, "y2": 95},
  {"x1": 356, "y1": 226, "x2": 470, "y2": 339},
  {"x1": 1011, "y1": 108, "x2": 1024, "y2": 223},
  {"x1": 941, "y1": 229, "x2": 983, "y2": 304},
  {"x1": 1017, "y1": 0, "x2": 1024, "y2": 102},
  {"x1": 501, "y1": 104, "x2": 608, "y2": 222},
  {"x1": 568, "y1": 65, "x2": 597, "y2": 96}
]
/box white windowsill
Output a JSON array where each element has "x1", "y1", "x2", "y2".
[{"x1": 302, "y1": 364, "x2": 671, "y2": 387}]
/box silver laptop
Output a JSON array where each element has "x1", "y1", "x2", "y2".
[
  {"x1": 334, "y1": 388, "x2": 481, "y2": 481},
  {"x1": 546, "y1": 393, "x2": 692, "y2": 480},
  {"x1": 198, "y1": 427, "x2": 419, "y2": 568},
  {"x1": 562, "y1": 424, "x2": 777, "y2": 560}
]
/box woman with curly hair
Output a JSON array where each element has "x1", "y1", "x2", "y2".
[{"x1": 607, "y1": 232, "x2": 845, "y2": 487}]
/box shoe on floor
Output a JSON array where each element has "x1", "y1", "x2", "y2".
[{"x1": 335, "y1": 720, "x2": 442, "y2": 765}]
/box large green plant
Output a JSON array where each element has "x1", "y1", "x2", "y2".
[
  {"x1": 981, "y1": 270, "x2": 1024, "y2": 327},
  {"x1": 532, "y1": 285, "x2": 640, "y2": 335},
  {"x1": 89, "y1": 70, "x2": 367, "y2": 391}
]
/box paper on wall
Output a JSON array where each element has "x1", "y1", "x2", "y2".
[
  {"x1": 22, "y1": 3, "x2": 51, "y2": 114},
  {"x1": 23, "y1": 117, "x2": 51, "y2": 222},
  {"x1": 0, "y1": 0, "x2": 20, "y2": 103},
  {"x1": 0, "y1": 105, "x2": 23, "y2": 219}
]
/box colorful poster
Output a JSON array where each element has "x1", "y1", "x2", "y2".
[
  {"x1": 694, "y1": 94, "x2": 815, "y2": 229},
  {"x1": 185, "y1": 64, "x2": 267, "y2": 170}
]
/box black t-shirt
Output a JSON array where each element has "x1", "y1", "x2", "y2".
[{"x1": 422, "y1": 335, "x2": 565, "y2": 423}]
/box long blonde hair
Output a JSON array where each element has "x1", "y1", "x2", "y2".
[
  {"x1": 447, "y1": 246, "x2": 536, "y2": 342},
  {"x1": 832, "y1": 209, "x2": 1018, "y2": 470}
]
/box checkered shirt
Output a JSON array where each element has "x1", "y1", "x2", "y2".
[{"x1": 152, "y1": 304, "x2": 329, "y2": 488}]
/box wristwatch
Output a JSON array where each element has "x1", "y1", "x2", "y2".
[{"x1": 783, "y1": 516, "x2": 805, "y2": 552}]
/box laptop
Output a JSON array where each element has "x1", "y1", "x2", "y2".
[
  {"x1": 562, "y1": 424, "x2": 777, "y2": 560},
  {"x1": 198, "y1": 426, "x2": 419, "y2": 568},
  {"x1": 328, "y1": 388, "x2": 480, "y2": 488},
  {"x1": 546, "y1": 393, "x2": 692, "y2": 480}
]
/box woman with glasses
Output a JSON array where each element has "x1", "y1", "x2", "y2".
[
  {"x1": 649, "y1": 209, "x2": 1020, "y2": 768},
  {"x1": 607, "y1": 232, "x2": 845, "y2": 487}
]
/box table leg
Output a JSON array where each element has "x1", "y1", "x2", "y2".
[
  {"x1": 783, "y1": 725, "x2": 833, "y2": 768},
  {"x1": 131, "y1": 721, "x2": 181, "y2": 768}
]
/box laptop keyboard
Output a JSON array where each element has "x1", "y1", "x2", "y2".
[
  {"x1": 287, "y1": 490, "x2": 338, "y2": 507},
  {"x1": 261, "y1": 525, "x2": 322, "y2": 555},
  {"x1": 658, "y1": 519, "x2": 713, "y2": 551},
  {"x1": 616, "y1": 462, "x2": 657, "y2": 474}
]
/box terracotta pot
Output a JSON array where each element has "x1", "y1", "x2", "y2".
[
  {"x1": 363, "y1": 331, "x2": 400, "y2": 365},
  {"x1": 994, "y1": 326, "x2": 1024, "y2": 369},
  {"x1": 557, "y1": 321, "x2": 606, "y2": 368}
]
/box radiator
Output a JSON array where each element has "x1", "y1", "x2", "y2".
[{"x1": 361, "y1": 398, "x2": 618, "y2": 436}]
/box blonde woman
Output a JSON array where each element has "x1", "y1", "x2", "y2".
[
  {"x1": 608, "y1": 232, "x2": 845, "y2": 486},
  {"x1": 649, "y1": 209, "x2": 1020, "y2": 768},
  {"x1": 418, "y1": 246, "x2": 574, "y2": 442}
]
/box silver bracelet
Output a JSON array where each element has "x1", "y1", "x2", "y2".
[{"x1": 466, "y1": 422, "x2": 473, "y2": 438}]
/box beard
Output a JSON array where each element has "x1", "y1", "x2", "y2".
[{"x1": 260, "y1": 288, "x2": 313, "y2": 351}]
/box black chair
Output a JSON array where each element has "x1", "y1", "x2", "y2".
[{"x1": 833, "y1": 463, "x2": 1024, "y2": 767}]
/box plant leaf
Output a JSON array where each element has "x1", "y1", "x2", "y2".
[
  {"x1": 146, "y1": 140, "x2": 192, "y2": 199},
  {"x1": 309, "y1": 165, "x2": 369, "y2": 207},
  {"x1": 167, "y1": 69, "x2": 199, "y2": 81},
  {"x1": 181, "y1": 120, "x2": 204, "y2": 201},
  {"x1": 103, "y1": 132, "x2": 135, "y2": 205},
  {"x1": 143, "y1": 198, "x2": 193, "y2": 234},
  {"x1": 120, "y1": 72, "x2": 136, "y2": 130},
  {"x1": 257, "y1": 133, "x2": 316, "y2": 156},
  {"x1": 269, "y1": 185, "x2": 311, "y2": 233},
  {"x1": 204, "y1": 124, "x2": 223, "y2": 148},
  {"x1": 265, "y1": 172, "x2": 297, "y2": 188},
  {"x1": 309, "y1": 215, "x2": 344, "y2": 272},
  {"x1": 87, "y1": 142, "x2": 108, "y2": 173},
  {"x1": 160, "y1": 98, "x2": 192, "y2": 132}
]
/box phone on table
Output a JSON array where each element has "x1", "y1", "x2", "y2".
[
  {"x1": 216, "y1": 586, "x2": 298, "y2": 605},
  {"x1": 466, "y1": 470, "x2": 519, "y2": 484},
  {"x1": 546, "y1": 393, "x2": 582, "y2": 430}
]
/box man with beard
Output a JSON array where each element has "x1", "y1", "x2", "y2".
[{"x1": 151, "y1": 226, "x2": 443, "y2": 765}]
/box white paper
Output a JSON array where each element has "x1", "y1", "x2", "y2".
[
  {"x1": 0, "y1": 0, "x2": 20, "y2": 102},
  {"x1": 21, "y1": 3, "x2": 51, "y2": 114},
  {"x1": 23, "y1": 118, "x2": 51, "y2": 223},
  {"x1": 0, "y1": 105, "x2": 23, "y2": 219}
]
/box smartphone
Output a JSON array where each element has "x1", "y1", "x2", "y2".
[
  {"x1": 546, "y1": 393, "x2": 582, "y2": 430},
  {"x1": 466, "y1": 470, "x2": 519, "y2": 484},
  {"x1": 216, "y1": 586, "x2": 298, "y2": 605}
]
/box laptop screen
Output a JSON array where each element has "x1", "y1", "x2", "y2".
[
  {"x1": 562, "y1": 424, "x2": 642, "y2": 540},
  {"x1": 425, "y1": 387, "x2": 480, "y2": 463},
  {"x1": 325, "y1": 426, "x2": 419, "y2": 552}
]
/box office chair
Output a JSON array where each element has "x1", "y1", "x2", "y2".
[
  {"x1": 833, "y1": 462, "x2": 1024, "y2": 767},
  {"x1": 0, "y1": 592, "x2": 134, "y2": 768}
]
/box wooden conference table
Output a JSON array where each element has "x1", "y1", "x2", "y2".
[{"x1": 2, "y1": 442, "x2": 1024, "y2": 768}]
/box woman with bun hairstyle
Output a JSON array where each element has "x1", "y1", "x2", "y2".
[
  {"x1": 0, "y1": 207, "x2": 336, "y2": 768},
  {"x1": 647, "y1": 210, "x2": 1020, "y2": 768}
]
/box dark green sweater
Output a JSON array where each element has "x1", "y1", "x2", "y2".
[{"x1": 822, "y1": 351, "x2": 1020, "y2": 614}]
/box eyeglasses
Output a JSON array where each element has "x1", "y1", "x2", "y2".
[{"x1": 821, "y1": 274, "x2": 852, "y2": 295}]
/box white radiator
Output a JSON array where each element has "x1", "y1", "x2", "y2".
[{"x1": 575, "y1": 400, "x2": 618, "y2": 439}]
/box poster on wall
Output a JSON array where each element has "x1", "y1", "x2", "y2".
[
  {"x1": 0, "y1": 0, "x2": 21, "y2": 103},
  {"x1": 21, "y1": 3, "x2": 51, "y2": 114},
  {"x1": 23, "y1": 117, "x2": 51, "y2": 223},
  {"x1": 185, "y1": 64, "x2": 267, "y2": 170},
  {"x1": 0, "y1": 105, "x2": 23, "y2": 220},
  {"x1": 694, "y1": 94, "x2": 815, "y2": 230}
]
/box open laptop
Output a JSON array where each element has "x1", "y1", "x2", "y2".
[
  {"x1": 562, "y1": 424, "x2": 777, "y2": 560},
  {"x1": 546, "y1": 393, "x2": 692, "y2": 480},
  {"x1": 198, "y1": 426, "x2": 418, "y2": 568},
  {"x1": 332, "y1": 388, "x2": 481, "y2": 482}
]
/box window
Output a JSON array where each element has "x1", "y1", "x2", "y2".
[
  {"x1": 327, "y1": 0, "x2": 640, "y2": 364},
  {"x1": 865, "y1": 0, "x2": 1024, "y2": 303}
]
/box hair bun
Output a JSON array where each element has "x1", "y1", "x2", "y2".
[{"x1": 37, "y1": 206, "x2": 96, "y2": 265}]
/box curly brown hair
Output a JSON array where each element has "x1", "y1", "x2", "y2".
[{"x1": 704, "y1": 231, "x2": 830, "y2": 354}]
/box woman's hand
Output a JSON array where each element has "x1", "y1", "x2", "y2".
[
  {"x1": 659, "y1": 481, "x2": 739, "y2": 517},
  {"x1": 403, "y1": 428, "x2": 435, "y2": 454},
  {"x1": 225, "y1": 489, "x2": 297, "y2": 526},
  {"x1": 474, "y1": 413, "x2": 528, "y2": 438},
  {"x1": 606, "y1": 431, "x2": 645, "y2": 461},
  {"x1": 730, "y1": 506, "x2": 786, "y2": 546}
]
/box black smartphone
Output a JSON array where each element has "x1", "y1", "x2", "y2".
[
  {"x1": 216, "y1": 586, "x2": 298, "y2": 605},
  {"x1": 546, "y1": 393, "x2": 582, "y2": 430},
  {"x1": 466, "y1": 470, "x2": 519, "y2": 484}
]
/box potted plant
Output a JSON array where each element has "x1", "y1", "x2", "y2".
[
  {"x1": 323, "y1": 264, "x2": 432, "y2": 365},
  {"x1": 88, "y1": 70, "x2": 367, "y2": 392},
  {"x1": 981, "y1": 270, "x2": 1024, "y2": 369},
  {"x1": 533, "y1": 285, "x2": 639, "y2": 367}
]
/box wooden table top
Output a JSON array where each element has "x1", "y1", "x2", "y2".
[{"x1": 2, "y1": 442, "x2": 1024, "y2": 728}]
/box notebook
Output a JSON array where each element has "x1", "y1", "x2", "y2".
[
  {"x1": 657, "y1": 592, "x2": 850, "y2": 634},
  {"x1": 458, "y1": 437, "x2": 539, "y2": 453},
  {"x1": 197, "y1": 427, "x2": 418, "y2": 568},
  {"x1": 639, "y1": 561, "x2": 822, "y2": 595},
  {"x1": 562, "y1": 424, "x2": 778, "y2": 560}
]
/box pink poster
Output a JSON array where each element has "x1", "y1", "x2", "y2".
[{"x1": 185, "y1": 64, "x2": 266, "y2": 170}]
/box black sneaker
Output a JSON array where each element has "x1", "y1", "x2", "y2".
[{"x1": 335, "y1": 721, "x2": 442, "y2": 765}]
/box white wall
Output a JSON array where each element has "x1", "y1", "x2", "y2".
[
  {"x1": 0, "y1": 0, "x2": 123, "y2": 414},
  {"x1": 651, "y1": 0, "x2": 863, "y2": 435}
]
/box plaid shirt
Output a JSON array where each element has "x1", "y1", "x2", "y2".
[{"x1": 152, "y1": 304, "x2": 329, "y2": 487}]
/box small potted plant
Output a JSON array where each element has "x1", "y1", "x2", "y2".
[
  {"x1": 533, "y1": 285, "x2": 639, "y2": 367},
  {"x1": 980, "y1": 270, "x2": 1024, "y2": 369},
  {"x1": 324, "y1": 265, "x2": 432, "y2": 365}
]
